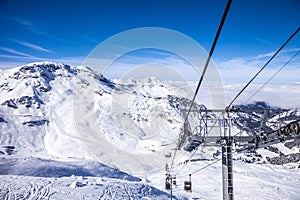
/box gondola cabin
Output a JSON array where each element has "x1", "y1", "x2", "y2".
[
  {"x1": 184, "y1": 174, "x2": 192, "y2": 192},
  {"x1": 165, "y1": 180, "x2": 171, "y2": 190},
  {"x1": 183, "y1": 136, "x2": 203, "y2": 152},
  {"x1": 165, "y1": 176, "x2": 171, "y2": 190},
  {"x1": 173, "y1": 177, "x2": 177, "y2": 185},
  {"x1": 184, "y1": 181, "x2": 192, "y2": 192}
]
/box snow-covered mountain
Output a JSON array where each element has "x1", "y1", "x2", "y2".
[
  {"x1": 0, "y1": 62, "x2": 192, "y2": 170},
  {"x1": 0, "y1": 62, "x2": 193, "y2": 199},
  {"x1": 0, "y1": 62, "x2": 299, "y2": 199}
]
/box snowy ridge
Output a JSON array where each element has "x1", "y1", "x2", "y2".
[
  {"x1": 0, "y1": 61, "x2": 188, "y2": 199},
  {"x1": 0, "y1": 62, "x2": 300, "y2": 199},
  {"x1": 0, "y1": 156, "x2": 140, "y2": 181}
]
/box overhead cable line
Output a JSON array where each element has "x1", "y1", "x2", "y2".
[
  {"x1": 176, "y1": 112, "x2": 226, "y2": 174},
  {"x1": 176, "y1": 158, "x2": 222, "y2": 178},
  {"x1": 169, "y1": 0, "x2": 233, "y2": 172},
  {"x1": 177, "y1": 41, "x2": 300, "y2": 173},
  {"x1": 244, "y1": 50, "x2": 300, "y2": 104},
  {"x1": 168, "y1": 26, "x2": 300, "y2": 200},
  {"x1": 176, "y1": 145, "x2": 201, "y2": 174},
  {"x1": 197, "y1": 28, "x2": 300, "y2": 164},
  {"x1": 189, "y1": 158, "x2": 221, "y2": 175},
  {"x1": 177, "y1": 144, "x2": 262, "y2": 178},
  {"x1": 182, "y1": 0, "x2": 233, "y2": 127},
  {"x1": 227, "y1": 26, "x2": 300, "y2": 108}
]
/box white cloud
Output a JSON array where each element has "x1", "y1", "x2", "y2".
[
  {"x1": 0, "y1": 47, "x2": 32, "y2": 57},
  {"x1": 216, "y1": 48, "x2": 300, "y2": 83},
  {"x1": 0, "y1": 53, "x2": 84, "y2": 70},
  {"x1": 12, "y1": 39, "x2": 54, "y2": 54},
  {"x1": 1, "y1": 44, "x2": 299, "y2": 85},
  {"x1": 254, "y1": 36, "x2": 278, "y2": 46},
  {"x1": 82, "y1": 47, "x2": 300, "y2": 84},
  {"x1": 223, "y1": 83, "x2": 300, "y2": 109},
  {"x1": 93, "y1": 52, "x2": 202, "y2": 82},
  {"x1": 7, "y1": 16, "x2": 47, "y2": 35},
  {"x1": 250, "y1": 51, "x2": 276, "y2": 60}
]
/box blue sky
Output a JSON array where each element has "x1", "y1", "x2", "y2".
[{"x1": 0, "y1": 0, "x2": 299, "y2": 83}]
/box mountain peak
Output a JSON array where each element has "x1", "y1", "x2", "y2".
[{"x1": 0, "y1": 62, "x2": 78, "y2": 111}]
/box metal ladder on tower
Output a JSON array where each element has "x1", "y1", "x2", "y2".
[{"x1": 222, "y1": 139, "x2": 233, "y2": 200}]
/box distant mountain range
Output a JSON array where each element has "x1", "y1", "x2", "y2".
[{"x1": 0, "y1": 62, "x2": 299, "y2": 172}]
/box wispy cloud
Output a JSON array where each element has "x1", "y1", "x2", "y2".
[
  {"x1": 83, "y1": 47, "x2": 300, "y2": 83},
  {"x1": 3, "y1": 16, "x2": 73, "y2": 44},
  {"x1": 6, "y1": 16, "x2": 47, "y2": 35},
  {"x1": 250, "y1": 51, "x2": 276, "y2": 60},
  {"x1": 12, "y1": 39, "x2": 54, "y2": 54},
  {"x1": 56, "y1": 38, "x2": 73, "y2": 44},
  {"x1": 83, "y1": 36, "x2": 100, "y2": 44},
  {"x1": 254, "y1": 36, "x2": 278, "y2": 46},
  {"x1": 249, "y1": 48, "x2": 300, "y2": 60},
  {"x1": 0, "y1": 47, "x2": 32, "y2": 57},
  {"x1": 82, "y1": 49, "x2": 202, "y2": 81},
  {"x1": 0, "y1": 53, "x2": 84, "y2": 70},
  {"x1": 1, "y1": 45, "x2": 299, "y2": 84},
  {"x1": 216, "y1": 48, "x2": 300, "y2": 83}
]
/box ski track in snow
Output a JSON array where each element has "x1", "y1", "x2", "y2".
[
  {"x1": 0, "y1": 176, "x2": 52, "y2": 200},
  {"x1": 0, "y1": 175, "x2": 172, "y2": 200},
  {"x1": 1, "y1": 161, "x2": 299, "y2": 200}
]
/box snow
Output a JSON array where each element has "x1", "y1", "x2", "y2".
[
  {"x1": 0, "y1": 175, "x2": 171, "y2": 200},
  {"x1": 69, "y1": 181, "x2": 86, "y2": 188},
  {"x1": 147, "y1": 160, "x2": 300, "y2": 200},
  {"x1": 0, "y1": 62, "x2": 299, "y2": 199},
  {"x1": 1, "y1": 155, "x2": 299, "y2": 199}
]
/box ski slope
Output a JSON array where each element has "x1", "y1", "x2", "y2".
[
  {"x1": 0, "y1": 62, "x2": 300, "y2": 199},
  {"x1": 0, "y1": 175, "x2": 171, "y2": 200}
]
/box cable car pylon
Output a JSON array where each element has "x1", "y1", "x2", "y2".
[{"x1": 221, "y1": 138, "x2": 233, "y2": 200}]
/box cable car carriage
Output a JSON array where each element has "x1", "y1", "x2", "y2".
[
  {"x1": 183, "y1": 136, "x2": 204, "y2": 152},
  {"x1": 165, "y1": 176, "x2": 171, "y2": 190},
  {"x1": 173, "y1": 176, "x2": 177, "y2": 185},
  {"x1": 184, "y1": 174, "x2": 192, "y2": 192}
]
